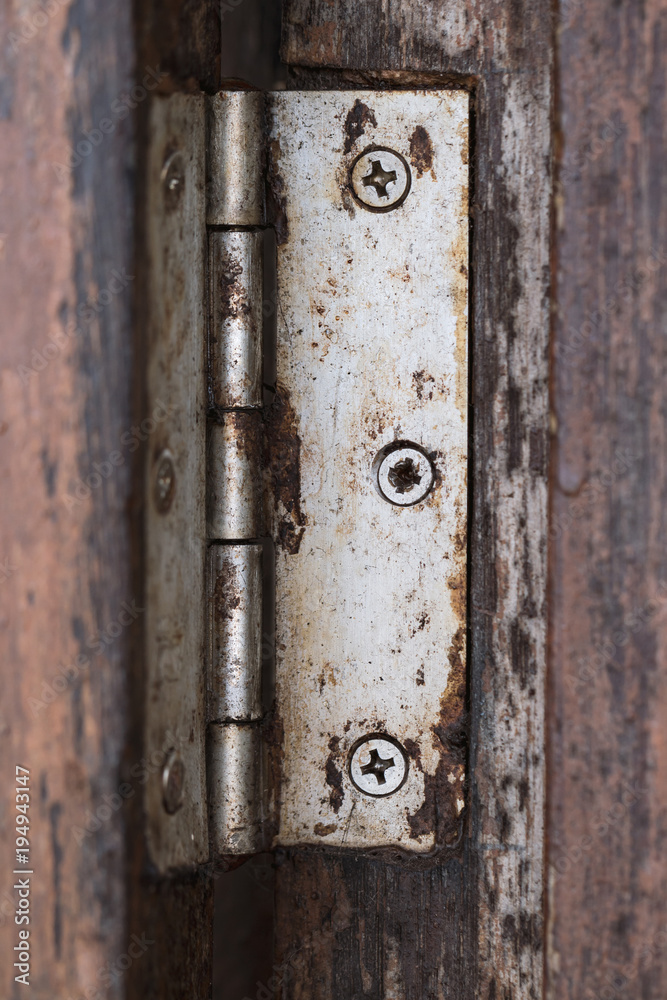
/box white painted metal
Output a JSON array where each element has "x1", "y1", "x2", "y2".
[
  {"x1": 269, "y1": 91, "x2": 469, "y2": 852},
  {"x1": 145, "y1": 93, "x2": 208, "y2": 871}
]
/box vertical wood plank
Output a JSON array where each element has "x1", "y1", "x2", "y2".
[
  {"x1": 0, "y1": 1, "x2": 217, "y2": 997},
  {"x1": 276, "y1": 2, "x2": 552, "y2": 997},
  {"x1": 548, "y1": 1, "x2": 667, "y2": 997},
  {"x1": 0, "y1": 1, "x2": 136, "y2": 995}
]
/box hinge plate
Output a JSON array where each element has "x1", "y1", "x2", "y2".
[
  {"x1": 268, "y1": 91, "x2": 469, "y2": 852},
  {"x1": 144, "y1": 94, "x2": 208, "y2": 872}
]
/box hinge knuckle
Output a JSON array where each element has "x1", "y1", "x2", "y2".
[
  {"x1": 206, "y1": 414, "x2": 264, "y2": 540},
  {"x1": 207, "y1": 544, "x2": 263, "y2": 722},
  {"x1": 209, "y1": 230, "x2": 264, "y2": 409},
  {"x1": 207, "y1": 723, "x2": 264, "y2": 855},
  {"x1": 206, "y1": 92, "x2": 265, "y2": 226}
]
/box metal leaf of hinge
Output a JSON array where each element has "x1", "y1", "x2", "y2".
[{"x1": 145, "y1": 89, "x2": 469, "y2": 870}]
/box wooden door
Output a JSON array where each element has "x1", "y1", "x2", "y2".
[{"x1": 1, "y1": 0, "x2": 665, "y2": 997}]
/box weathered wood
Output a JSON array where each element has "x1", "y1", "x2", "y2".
[
  {"x1": 0, "y1": 1, "x2": 137, "y2": 995},
  {"x1": 0, "y1": 0, "x2": 216, "y2": 997},
  {"x1": 548, "y1": 2, "x2": 667, "y2": 998},
  {"x1": 277, "y1": 2, "x2": 551, "y2": 997}
]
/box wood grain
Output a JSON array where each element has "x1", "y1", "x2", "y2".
[
  {"x1": 548, "y1": 1, "x2": 667, "y2": 997},
  {"x1": 277, "y1": 2, "x2": 552, "y2": 997},
  {"x1": 0, "y1": 0, "x2": 216, "y2": 997},
  {"x1": 0, "y1": 1, "x2": 136, "y2": 994}
]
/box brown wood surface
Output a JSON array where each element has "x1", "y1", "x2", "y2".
[
  {"x1": 548, "y1": 2, "x2": 667, "y2": 998},
  {"x1": 0, "y1": 1, "x2": 216, "y2": 998},
  {"x1": 276, "y1": 3, "x2": 552, "y2": 998}
]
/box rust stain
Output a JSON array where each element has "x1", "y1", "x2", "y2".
[
  {"x1": 265, "y1": 385, "x2": 307, "y2": 554},
  {"x1": 343, "y1": 99, "x2": 377, "y2": 155},
  {"x1": 266, "y1": 138, "x2": 289, "y2": 246},
  {"x1": 318, "y1": 661, "x2": 336, "y2": 692},
  {"x1": 314, "y1": 822, "x2": 337, "y2": 837},
  {"x1": 262, "y1": 711, "x2": 284, "y2": 845},
  {"x1": 409, "y1": 125, "x2": 436, "y2": 179},
  {"x1": 325, "y1": 735, "x2": 344, "y2": 814},
  {"x1": 302, "y1": 21, "x2": 338, "y2": 63},
  {"x1": 216, "y1": 251, "x2": 250, "y2": 320},
  {"x1": 406, "y1": 625, "x2": 467, "y2": 843},
  {"x1": 213, "y1": 558, "x2": 241, "y2": 620},
  {"x1": 412, "y1": 369, "x2": 436, "y2": 401}
]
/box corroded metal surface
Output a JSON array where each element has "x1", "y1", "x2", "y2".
[
  {"x1": 144, "y1": 93, "x2": 208, "y2": 871},
  {"x1": 207, "y1": 543, "x2": 263, "y2": 722},
  {"x1": 207, "y1": 722, "x2": 264, "y2": 855},
  {"x1": 267, "y1": 91, "x2": 469, "y2": 852},
  {"x1": 208, "y1": 230, "x2": 264, "y2": 410},
  {"x1": 206, "y1": 91, "x2": 265, "y2": 226},
  {"x1": 207, "y1": 413, "x2": 264, "y2": 539}
]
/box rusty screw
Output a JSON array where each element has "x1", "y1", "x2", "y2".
[
  {"x1": 162, "y1": 749, "x2": 185, "y2": 814},
  {"x1": 375, "y1": 443, "x2": 435, "y2": 507},
  {"x1": 350, "y1": 147, "x2": 411, "y2": 212},
  {"x1": 349, "y1": 735, "x2": 408, "y2": 797},
  {"x1": 154, "y1": 450, "x2": 175, "y2": 513}
]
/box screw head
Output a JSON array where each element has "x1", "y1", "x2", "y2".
[
  {"x1": 349, "y1": 735, "x2": 409, "y2": 797},
  {"x1": 154, "y1": 450, "x2": 175, "y2": 513},
  {"x1": 162, "y1": 749, "x2": 185, "y2": 814},
  {"x1": 350, "y1": 147, "x2": 411, "y2": 212},
  {"x1": 374, "y1": 443, "x2": 435, "y2": 507},
  {"x1": 161, "y1": 150, "x2": 185, "y2": 207}
]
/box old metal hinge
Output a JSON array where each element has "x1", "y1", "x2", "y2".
[{"x1": 144, "y1": 89, "x2": 469, "y2": 872}]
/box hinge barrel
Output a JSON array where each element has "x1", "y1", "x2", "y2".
[
  {"x1": 206, "y1": 92, "x2": 265, "y2": 226},
  {"x1": 206, "y1": 414, "x2": 264, "y2": 540},
  {"x1": 207, "y1": 723, "x2": 264, "y2": 855},
  {"x1": 208, "y1": 230, "x2": 264, "y2": 409},
  {"x1": 207, "y1": 543, "x2": 263, "y2": 722},
  {"x1": 205, "y1": 92, "x2": 268, "y2": 858}
]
